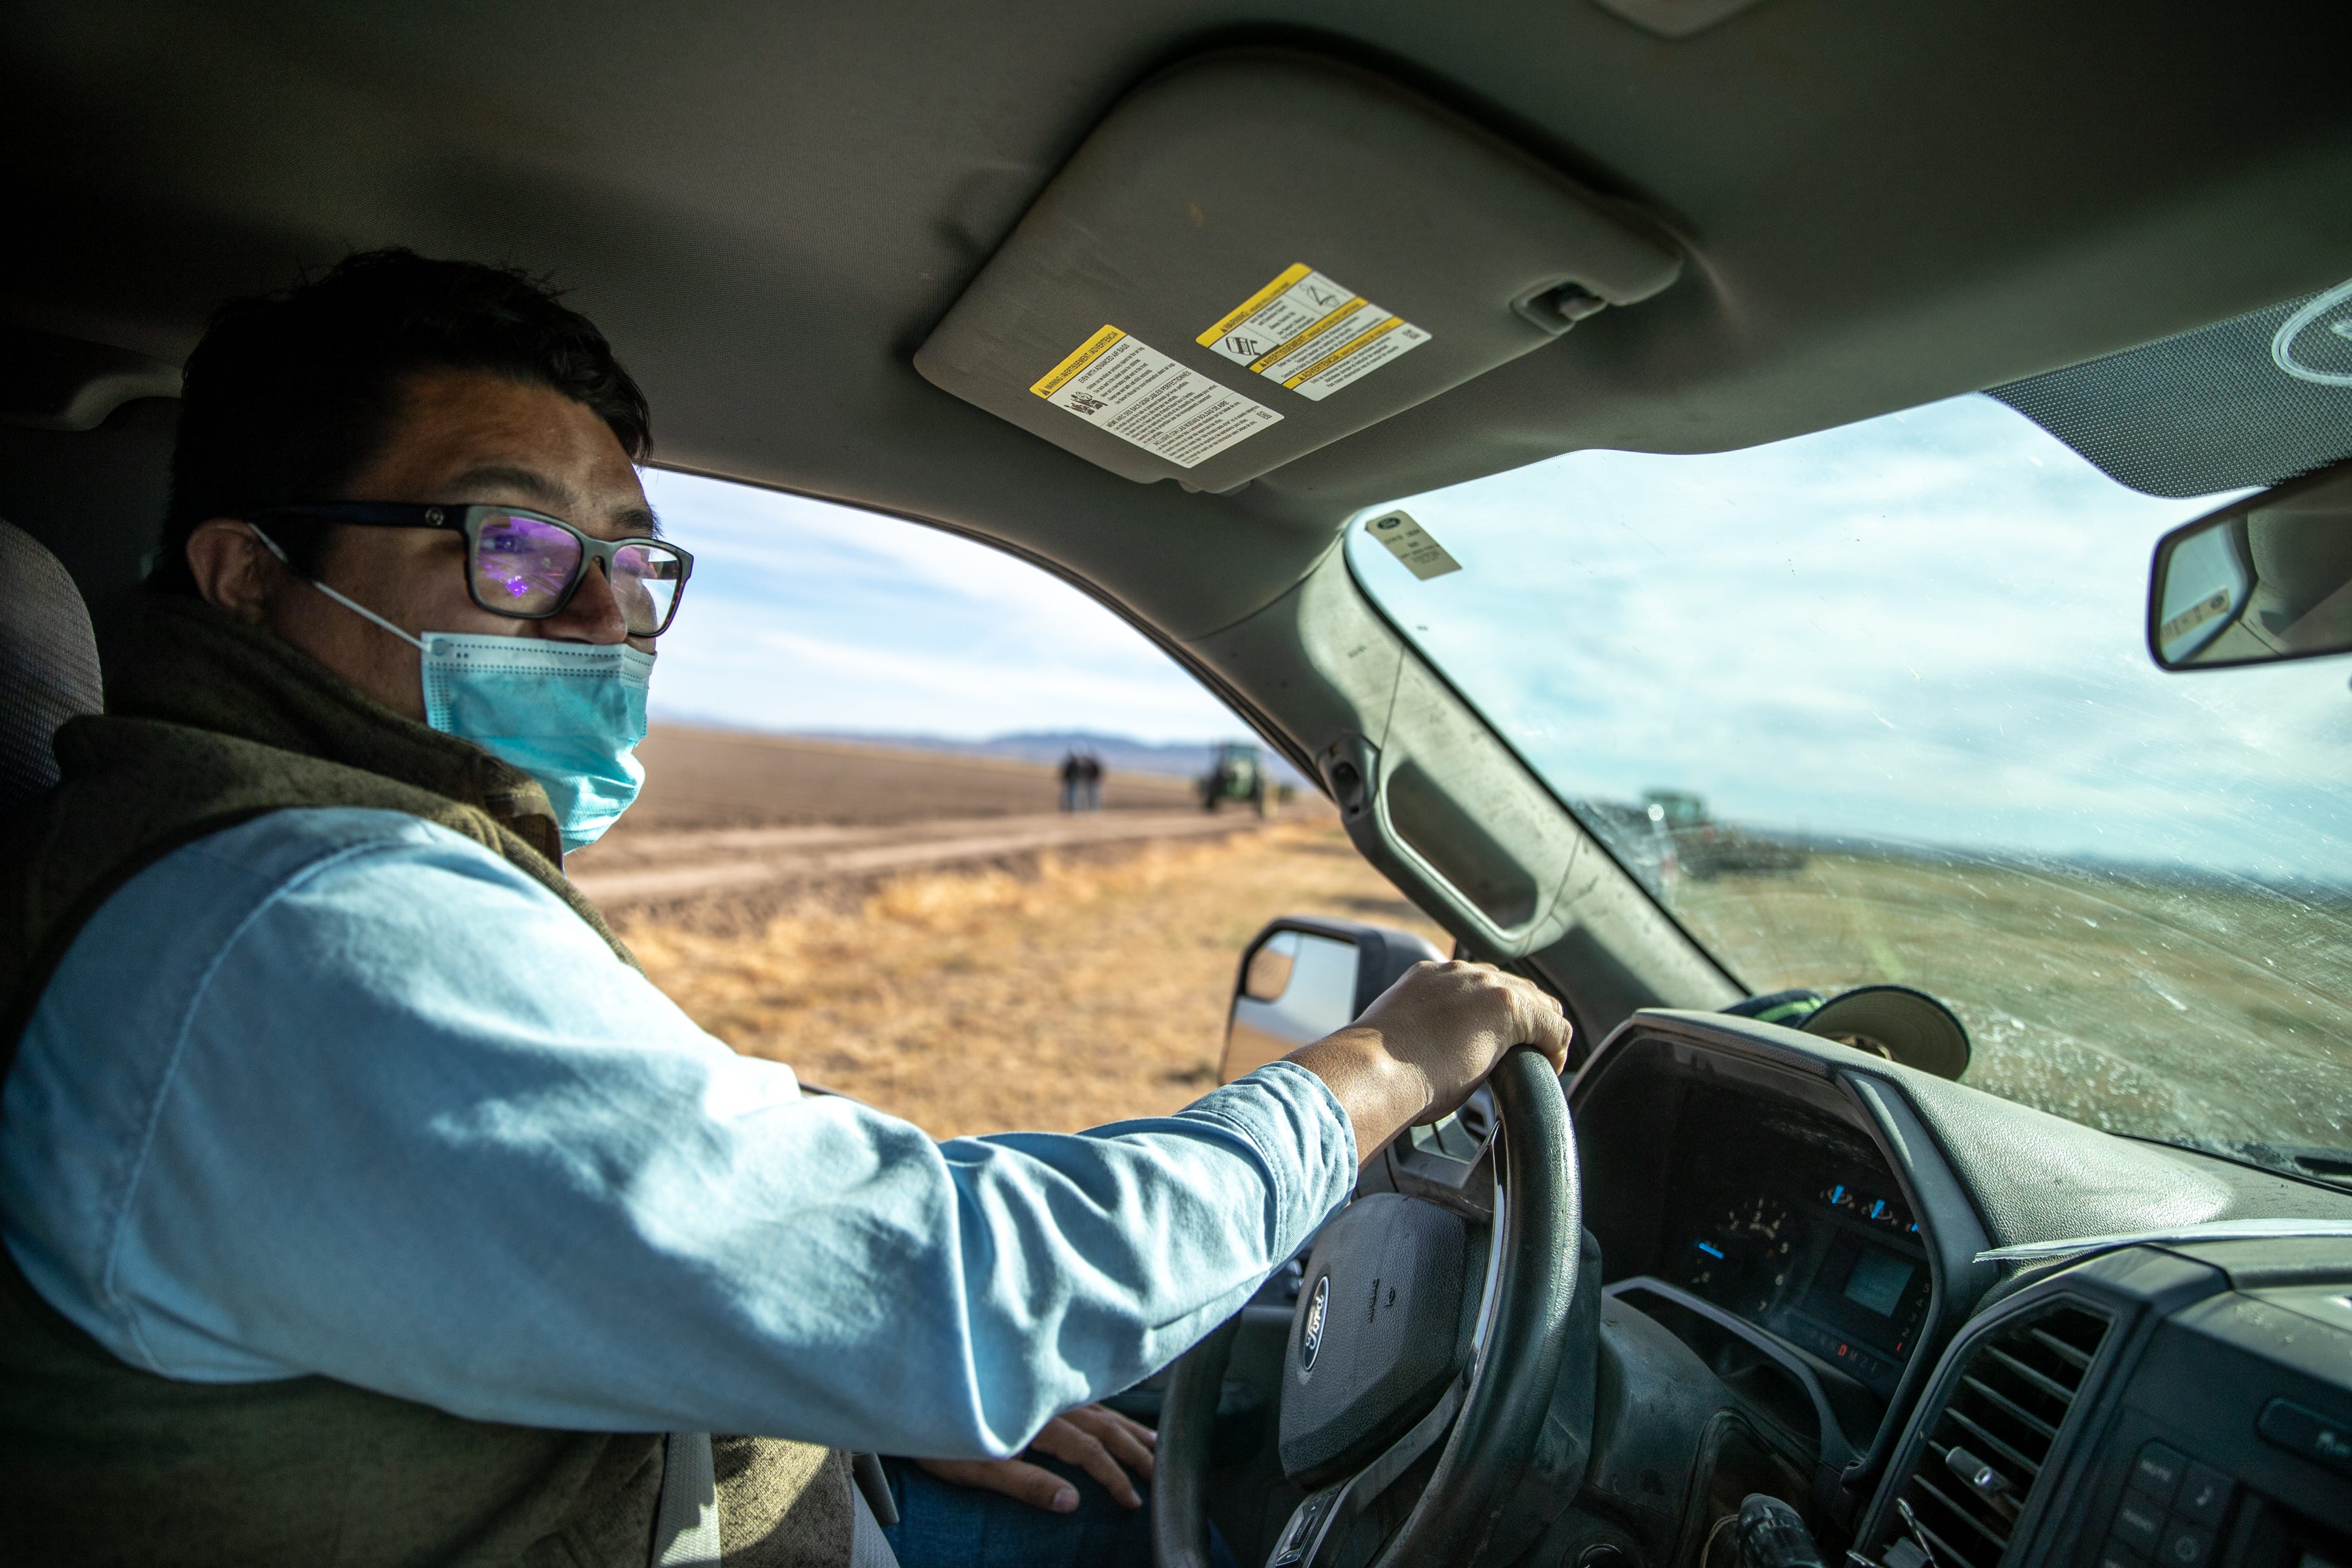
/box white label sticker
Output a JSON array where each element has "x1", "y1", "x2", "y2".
[
  {"x1": 1031, "y1": 325, "x2": 1281, "y2": 468},
  {"x1": 1198, "y1": 264, "x2": 1432, "y2": 402},
  {"x1": 1364, "y1": 510, "x2": 1460, "y2": 580}
]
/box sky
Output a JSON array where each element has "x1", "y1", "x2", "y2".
[
  {"x1": 638, "y1": 468, "x2": 1241, "y2": 742},
  {"x1": 1347, "y1": 391, "x2": 2352, "y2": 881},
  {"x1": 636, "y1": 395, "x2": 2351, "y2": 882}
]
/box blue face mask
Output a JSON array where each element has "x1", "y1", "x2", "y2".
[
  {"x1": 282, "y1": 550, "x2": 654, "y2": 854},
  {"x1": 412, "y1": 632, "x2": 653, "y2": 853}
]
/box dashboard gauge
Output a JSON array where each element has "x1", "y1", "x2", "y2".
[
  {"x1": 1821, "y1": 1179, "x2": 1917, "y2": 1236},
  {"x1": 1684, "y1": 1193, "x2": 1797, "y2": 1317}
]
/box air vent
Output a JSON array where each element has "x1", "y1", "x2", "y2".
[{"x1": 1884, "y1": 1305, "x2": 2111, "y2": 1568}]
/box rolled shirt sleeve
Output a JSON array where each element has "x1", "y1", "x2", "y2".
[{"x1": 0, "y1": 809, "x2": 1356, "y2": 1457}]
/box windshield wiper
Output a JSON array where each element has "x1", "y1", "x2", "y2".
[
  {"x1": 1978, "y1": 1217, "x2": 2352, "y2": 1266},
  {"x1": 2270, "y1": 1145, "x2": 2352, "y2": 1186},
  {"x1": 2121, "y1": 1134, "x2": 2352, "y2": 1193}
]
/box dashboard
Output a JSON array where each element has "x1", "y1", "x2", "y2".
[
  {"x1": 1233, "y1": 1004, "x2": 2351, "y2": 1568},
  {"x1": 1550, "y1": 1008, "x2": 2352, "y2": 1568},
  {"x1": 1861, "y1": 1235, "x2": 2352, "y2": 1568}
]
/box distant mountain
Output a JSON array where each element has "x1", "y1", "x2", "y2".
[{"x1": 796, "y1": 728, "x2": 1314, "y2": 786}]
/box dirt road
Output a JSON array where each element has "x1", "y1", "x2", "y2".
[
  {"x1": 572, "y1": 808, "x2": 1273, "y2": 907},
  {"x1": 573, "y1": 725, "x2": 1301, "y2": 917}
]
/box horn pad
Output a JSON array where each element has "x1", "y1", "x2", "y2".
[{"x1": 1277, "y1": 1194, "x2": 1473, "y2": 1486}]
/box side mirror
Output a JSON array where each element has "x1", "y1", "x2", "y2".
[
  {"x1": 1220, "y1": 915, "x2": 1446, "y2": 1084},
  {"x1": 2149, "y1": 458, "x2": 2352, "y2": 670}
]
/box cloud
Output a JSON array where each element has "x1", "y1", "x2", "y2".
[
  {"x1": 1351, "y1": 393, "x2": 2350, "y2": 880},
  {"x1": 638, "y1": 470, "x2": 1241, "y2": 741}
]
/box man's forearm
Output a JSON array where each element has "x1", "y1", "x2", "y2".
[
  {"x1": 1286, "y1": 960, "x2": 1573, "y2": 1161},
  {"x1": 1286, "y1": 1026, "x2": 1431, "y2": 1165}
]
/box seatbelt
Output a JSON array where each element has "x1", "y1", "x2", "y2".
[
  {"x1": 850, "y1": 1451, "x2": 899, "y2": 1527},
  {"x1": 653, "y1": 1432, "x2": 722, "y2": 1567},
  {"x1": 651, "y1": 1435, "x2": 900, "y2": 1568},
  {"x1": 849, "y1": 1481, "x2": 900, "y2": 1568}
]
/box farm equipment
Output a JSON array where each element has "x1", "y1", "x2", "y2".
[
  {"x1": 1200, "y1": 742, "x2": 1271, "y2": 815},
  {"x1": 1643, "y1": 791, "x2": 1808, "y2": 879}
]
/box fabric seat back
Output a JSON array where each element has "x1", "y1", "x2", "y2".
[{"x1": 0, "y1": 520, "x2": 103, "y2": 817}]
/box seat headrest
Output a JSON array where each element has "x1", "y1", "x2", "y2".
[{"x1": 0, "y1": 520, "x2": 103, "y2": 816}]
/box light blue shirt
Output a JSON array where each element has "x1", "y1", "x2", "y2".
[{"x1": 0, "y1": 808, "x2": 1354, "y2": 1457}]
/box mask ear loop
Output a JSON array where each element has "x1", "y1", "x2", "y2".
[{"x1": 248, "y1": 524, "x2": 426, "y2": 651}]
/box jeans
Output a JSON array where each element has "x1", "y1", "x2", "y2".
[{"x1": 880, "y1": 1454, "x2": 1241, "y2": 1568}]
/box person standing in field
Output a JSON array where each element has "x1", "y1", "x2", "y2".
[{"x1": 1058, "y1": 748, "x2": 1082, "y2": 812}]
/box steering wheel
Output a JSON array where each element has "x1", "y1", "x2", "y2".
[{"x1": 1152, "y1": 1048, "x2": 1582, "y2": 1568}]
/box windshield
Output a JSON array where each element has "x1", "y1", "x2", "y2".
[{"x1": 1347, "y1": 389, "x2": 2352, "y2": 1165}]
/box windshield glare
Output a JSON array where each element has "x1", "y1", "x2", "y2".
[{"x1": 1348, "y1": 391, "x2": 2352, "y2": 1166}]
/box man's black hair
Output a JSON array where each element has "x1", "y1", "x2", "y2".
[{"x1": 152, "y1": 248, "x2": 652, "y2": 593}]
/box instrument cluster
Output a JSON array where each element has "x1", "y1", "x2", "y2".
[{"x1": 1663, "y1": 1087, "x2": 1932, "y2": 1399}]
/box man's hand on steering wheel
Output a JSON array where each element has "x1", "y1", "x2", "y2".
[
  {"x1": 914, "y1": 1402, "x2": 1158, "y2": 1512},
  {"x1": 1288, "y1": 960, "x2": 1571, "y2": 1162},
  {"x1": 1156, "y1": 966, "x2": 1582, "y2": 1568}
]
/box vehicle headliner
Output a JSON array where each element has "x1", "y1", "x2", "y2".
[{"x1": 7, "y1": 1, "x2": 2351, "y2": 645}]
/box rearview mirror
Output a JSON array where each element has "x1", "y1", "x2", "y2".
[
  {"x1": 2149, "y1": 459, "x2": 2352, "y2": 670},
  {"x1": 1221, "y1": 916, "x2": 1446, "y2": 1084}
]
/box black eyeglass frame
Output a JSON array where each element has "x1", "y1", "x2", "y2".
[{"x1": 248, "y1": 501, "x2": 694, "y2": 636}]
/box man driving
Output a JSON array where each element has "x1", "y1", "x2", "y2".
[{"x1": 0, "y1": 252, "x2": 1569, "y2": 1567}]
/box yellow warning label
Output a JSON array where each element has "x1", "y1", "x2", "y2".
[
  {"x1": 1031, "y1": 325, "x2": 1129, "y2": 398},
  {"x1": 1198, "y1": 265, "x2": 1430, "y2": 402},
  {"x1": 1286, "y1": 316, "x2": 1405, "y2": 386},
  {"x1": 1031, "y1": 325, "x2": 1281, "y2": 469},
  {"x1": 1196, "y1": 263, "x2": 1314, "y2": 352},
  {"x1": 1288, "y1": 316, "x2": 1425, "y2": 397},
  {"x1": 1252, "y1": 297, "x2": 1372, "y2": 381}
]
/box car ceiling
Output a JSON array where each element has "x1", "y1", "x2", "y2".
[{"x1": 6, "y1": 1, "x2": 2352, "y2": 644}]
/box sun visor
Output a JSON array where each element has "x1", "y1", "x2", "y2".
[{"x1": 914, "y1": 52, "x2": 1683, "y2": 490}]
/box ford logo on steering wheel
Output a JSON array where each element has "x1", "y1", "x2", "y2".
[{"x1": 1299, "y1": 1275, "x2": 1330, "y2": 1371}]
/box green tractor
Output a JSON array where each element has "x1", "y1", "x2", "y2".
[{"x1": 1199, "y1": 742, "x2": 1271, "y2": 815}]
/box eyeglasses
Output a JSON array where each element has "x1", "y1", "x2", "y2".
[{"x1": 250, "y1": 502, "x2": 693, "y2": 636}]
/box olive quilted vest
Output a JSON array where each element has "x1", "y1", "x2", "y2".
[{"x1": 0, "y1": 598, "x2": 849, "y2": 1567}]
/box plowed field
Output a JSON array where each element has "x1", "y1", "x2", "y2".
[{"x1": 612, "y1": 725, "x2": 1198, "y2": 831}]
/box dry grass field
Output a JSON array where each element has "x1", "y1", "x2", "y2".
[
  {"x1": 1674, "y1": 853, "x2": 2352, "y2": 1151},
  {"x1": 623, "y1": 820, "x2": 1446, "y2": 1137}
]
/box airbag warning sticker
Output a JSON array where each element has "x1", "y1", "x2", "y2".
[
  {"x1": 1031, "y1": 326, "x2": 1281, "y2": 468},
  {"x1": 1198, "y1": 264, "x2": 1431, "y2": 402}
]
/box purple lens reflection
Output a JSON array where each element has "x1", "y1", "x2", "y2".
[{"x1": 473, "y1": 512, "x2": 581, "y2": 614}]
